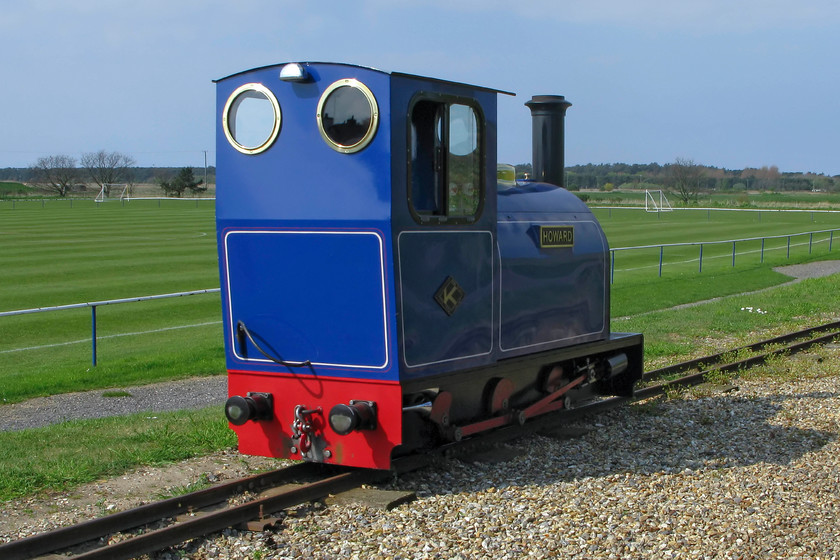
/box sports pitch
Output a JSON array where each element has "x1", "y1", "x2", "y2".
[
  {"x1": 2, "y1": 198, "x2": 840, "y2": 403},
  {"x1": 1, "y1": 199, "x2": 221, "y2": 402}
]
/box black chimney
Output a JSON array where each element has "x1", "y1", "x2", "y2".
[{"x1": 525, "y1": 95, "x2": 572, "y2": 189}]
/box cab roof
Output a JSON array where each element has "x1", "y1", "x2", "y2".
[{"x1": 214, "y1": 61, "x2": 515, "y2": 96}]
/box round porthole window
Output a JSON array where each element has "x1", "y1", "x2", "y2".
[
  {"x1": 316, "y1": 79, "x2": 379, "y2": 154},
  {"x1": 222, "y1": 83, "x2": 282, "y2": 155}
]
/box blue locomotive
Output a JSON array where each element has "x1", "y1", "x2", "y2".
[{"x1": 216, "y1": 62, "x2": 643, "y2": 469}]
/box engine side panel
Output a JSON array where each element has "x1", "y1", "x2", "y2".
[
  {"x1": 496, "y1": 184, "x2": 610, "y2": 358},
  {"x1": 397, "y1": 230, "x2": 494, "y2": 372},
  {"x1": 498, "y1": 218, "x2": 607, "y2": 354}
]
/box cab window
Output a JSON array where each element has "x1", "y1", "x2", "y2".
[{"x1": 409, "y1": 97, "x2": 483, "y2": 223}]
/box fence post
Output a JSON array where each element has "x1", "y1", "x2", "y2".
[
  {"x1": 761, "y1": 238, "x2": 765, "y2": 263},
  {"x1": 809, "y1": 233, "x2": 813, "y2": 254},
  {"x1": 610, "y1": 250, "x2": 615, "y2": 284},
  {"x1": 91, "y1": 306, "x2": 97, "y2": 366},
  {"x1": 699, "y1": 244, "x2": 703, "y2": 273},
  {"x1": 787, "y1": 236, "x2": 791, "y2": 259},
  {"x1": 659, "y1": 246, "x2": 663, "y2": 277},
  {"x1": 831, "y1": 231, "x2": 834, "y2": 252},
  {"x1": 732, "y1": 241, "x2": 736, "y2": 267}
]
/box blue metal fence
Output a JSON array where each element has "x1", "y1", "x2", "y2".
[
  {"x1": 609, "y1": 227, "x2": 840, "y2": 283},
  {"x1": 0, "y1": 289, "x2": 220, "y2": 366}
]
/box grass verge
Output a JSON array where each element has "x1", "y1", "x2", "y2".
[
  {"x1": 614, "y1": 273, "x2": 840, "y2": 366},
  {"x1": 0, "y1": 406, "x2": 234, "y2": 501}
]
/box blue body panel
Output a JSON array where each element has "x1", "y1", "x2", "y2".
[
  {"x1": 497, "y1": 183, "x2": 609, "y2": 357},
  {"x1": 221, "y1": 228, "x2": 390, "y2": 370},
  {"x1": 397, "y1": 230, "x2": 494, "y2": 369},
  {"x1": 216, "y1": 63, "x2": 398, "y2": 382},
  {"x1": 215, "y1": 64, "x2": 392, "y2": 223}
]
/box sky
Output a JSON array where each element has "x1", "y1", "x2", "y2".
[{"x1": 1, "y1": 0, "x2": 839, "y2": 175}]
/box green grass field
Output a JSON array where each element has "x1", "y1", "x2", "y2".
[
  {"x1": 581, "y1": 189, "x2": 840, "y2": 209},
  {"x1": 0, "y1": 407, "x2": 234, "y2": 500},
  {"x1": 0, "y1": 182, "x2": 32, "y2": 196}
]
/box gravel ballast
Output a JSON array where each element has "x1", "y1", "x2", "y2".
[{"x1": 0, "y1": 376, "x2": 227, "y2": 432}]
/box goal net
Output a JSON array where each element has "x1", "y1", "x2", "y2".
[{"x1": 645, "y1": 190, "x2": 673, "y2": 213}]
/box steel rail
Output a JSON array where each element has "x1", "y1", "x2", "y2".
[
  {"x1": 68, "y1": 468, "x2": 390, "y2": 560},
  {"x1": 0, "y1": 462, "x2": 318, "y2": 560},
  {"x1": 643, "y1": 319, "x2": 840, "y2": 381},
  {"x1": 1, "y1": 455, "x2": 432, "y2": 560},
  {"x1": 636, "y1": 328, "x2": 840, "y2": 400}
]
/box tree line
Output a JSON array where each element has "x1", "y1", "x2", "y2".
[
  {"x1": 0, "y1": 151, "x2": 215, "y2": 198},
  {"x1": 515, "y1": 160, "x2": 838, "y2": 202}
]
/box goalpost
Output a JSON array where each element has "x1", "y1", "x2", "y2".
[
  {"x1": 645, "y1": 189, "x2": 673, "y2": 213},
  {"x1": 94, "y1": 184, "x2": 129, "y2": 203}
]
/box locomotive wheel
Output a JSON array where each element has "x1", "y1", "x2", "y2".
[
  {"x1": 483, "y1": 377, "x2": 514, "y2": 414},
  {"x1": 541, "y1": 365, "x2": 566, "y2": 392},
  {"x1": 430, "y1": 391, "x2": 452, "y2": 427}
]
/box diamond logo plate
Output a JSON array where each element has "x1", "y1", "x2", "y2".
[{"x1": 434, "y1": 276, "x2": 465, "y2": 316}]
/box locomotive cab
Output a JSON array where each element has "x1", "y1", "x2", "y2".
[{"x1": 216, "y1": 62, "x2": 643, "y2": 470}]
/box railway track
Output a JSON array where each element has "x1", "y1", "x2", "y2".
[{"x1": 3, "y1": 320, "x2": 839, "y2": 560}]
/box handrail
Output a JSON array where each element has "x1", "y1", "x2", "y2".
[
  {"x1": 611, "y1": 227, "x2": 840, "y2": 252},
  {"x1": 1, "y1": 289, "x2": 221, "y2": 366},
  {"x1": 609, "y1": 227, "x2": 838, "y2": 283},
  {"x1": 0, "y1": 289, "x2": 220, "y2": 318}
]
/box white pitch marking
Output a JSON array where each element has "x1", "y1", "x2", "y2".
[{"x1": 0, "y1": 321, "x2": 222, "y2": 354}]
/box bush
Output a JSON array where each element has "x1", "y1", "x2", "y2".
[{"x1": 0, "y1": 181, "x2": 33, "y2": 197}]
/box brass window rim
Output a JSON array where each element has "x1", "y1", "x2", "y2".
[
  {"x1": 222, "y1": 83, "x2": 282, "y2": 155},
  {"x1": 316, "y1": 79, "x2": 379, "y2": 154}
]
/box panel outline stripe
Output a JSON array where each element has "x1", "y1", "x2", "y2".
[
  {"x1": 223, "y1": 229, "x2": 390, "y2": 370},
  {"x1": 397, "y1": 229, "x2": 494, "y2": 368},
  {"x1": 497, "y1": 219, "x2": 607, "y2": 353}
]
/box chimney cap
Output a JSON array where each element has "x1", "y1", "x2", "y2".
[{"x1": 525, "y1": 95, "x2": 572, "y2": 111}]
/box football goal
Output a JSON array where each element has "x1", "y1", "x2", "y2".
[
  {"x1": 94, "y1": 184, "x2": 129, "y2": 203},
  {"x1": 645, "y1": 189, "x2": 673, "y2": 213}
]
